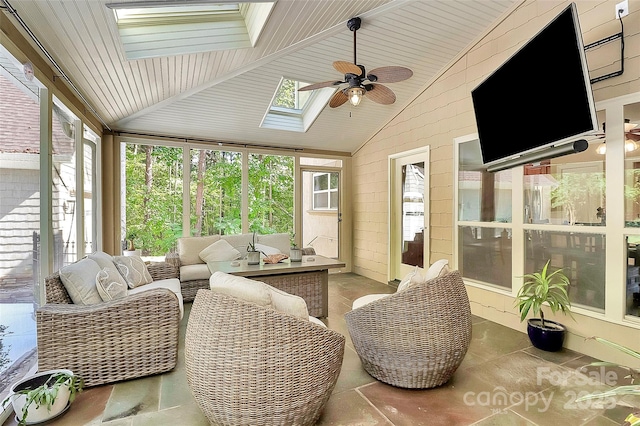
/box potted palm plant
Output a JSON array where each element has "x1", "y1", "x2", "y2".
[
  {"x1": 2, "y1": 369, "x2": 83, "y2": 425},
  {"x1": 515, "y1": 260, "x2": 573, "y2": 351}
]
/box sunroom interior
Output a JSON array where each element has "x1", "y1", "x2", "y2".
[{"x1": 1, "y1": 0, "x2": 640, "y2": 424}]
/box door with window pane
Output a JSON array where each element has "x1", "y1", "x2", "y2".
[
  {"x1": 391, "y1": 150, "x2": 429, "y2": 281},
  {"x1": 301, "y1": 170, "x2": 340, "y2": 258}
]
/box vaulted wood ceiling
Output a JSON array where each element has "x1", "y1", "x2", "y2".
[{"x1": 4, "y1": 0, "x2": 518, "y2": 154}]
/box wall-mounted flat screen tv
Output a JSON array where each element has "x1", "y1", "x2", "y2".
[{"x1": 471, "y1": 3, "x2": 597, "y2": 166}]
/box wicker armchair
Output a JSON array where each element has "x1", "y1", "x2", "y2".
[
  {"x1": 37, "y1": 262, "x2": 181, "y2": 387},
  {"x1": 185, "y1": 289, "x2": 345, "y2": 426},
  {"x1": 345, "y1": 270, "x2": 471, "y2": 389}
]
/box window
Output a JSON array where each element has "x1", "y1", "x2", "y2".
[
  {"x1": 52, "y1": 97, "x2": 78, "y2": 266},
  {"x1": 624, "y1": 101, "x2": 640, "y2": 317},
  {"x1": 313, "y1": 172, "x2": 338, "y2": 210},
  {"x1": 0, "y1": 48, "x2": 40, "y2": 402},
  {"x1": 272, "y1": 79, "x2": 312, "y2": 111},
  {"x1": 457, "y1": 137, "x2": 512, "y2": 289},
  {"x1": 248, "y1": 153, "x2": 294, "y2": 234},
  {"x1": 124, "y1": 144, "x2": 183, "y2": 256},
  {"x1": 83, "y1": 126, "x2": 99, "y2": 254},
  {"x1": 109, "y1": 2, "x2": 275, "y2": 59},
  {"x1": 189, "y1": 149, "x2": 242, "y2": 236},
  {"x1": 260, "y1": 77, "x2": 335, "y2": 132}
]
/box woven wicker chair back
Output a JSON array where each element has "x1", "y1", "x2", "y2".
[
  {"x1": 345, "y1": 270, "x2": 472, "y2": 389},
  {"x1": 44, "y1": 272, "x2": 74, "y2": 304},
  {"x1": 185, "y1": 289, "x2": 345, "y2": 426}
]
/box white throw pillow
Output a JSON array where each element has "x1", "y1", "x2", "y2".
[
  {"x1": 59, "y1": 258, "x2": 103, "y2": 305},
  {"x1": 87, "y1": 251, "x2": 116, "y2": 270},
  {"x1": 113, "y1": 255, "x2": 153, "y2": 288},
  {"x1": 424, "y1": 259, "x2": 450, "y2": 281},
  {"x1": 254, "y1": 243, "x2": 281, "y2": 258},
  {"x1": 199, "y1": 239, "x2": 242, "y2": 263},
  {"x1": 397, "y1": 266, "x2": 420, "y2": 292},
  {"x1": 96, "y1": 267, "x2": 128, "y2": 301}
]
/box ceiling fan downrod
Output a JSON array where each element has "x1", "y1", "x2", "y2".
[{"x1": 347, "y1": 17, "x2": 361, "y2": 66}]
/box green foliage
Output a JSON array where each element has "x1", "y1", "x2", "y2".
[
  {"x1": 125, "y1": 145, "x2": 183, "y2": 255},
  {"x1": 125, "y1": 145, "x2": 295, "y2": 255},
  {"x1": 272, "y1": 79, "x2": 297, "y2": 109},
  {"x1": 576, "y1": 337, "x2": 640, "y2": 425},
  {"x1": 550, "y1": 172, "x2": 605, "y2": 225},
  {"x1": 189, "y1": 150, "x2": 242, "y2": 237},
  {"x1": 515, "y1": 260, "x2": 573, "y2": 326},
  {"x1": 2, "y1": 372, "x2": 83, "y2": 426},
  {"x1": 0, "y1": 324, "x2": 11, "y2": 373},
  {"x1": 248, "y1": 154, "x2": 294, "y2": 236}
]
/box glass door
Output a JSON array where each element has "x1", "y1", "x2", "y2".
[
  {"x1": 301, "y1": 170, "x2": 340, "y2": 258},
  {"x1": 390, "y1": 150, "x2": 429, "y2": 280}
]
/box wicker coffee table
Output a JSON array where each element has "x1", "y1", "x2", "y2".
[{"x1": 207, "y1": 255, "x2": 345, "y2": 317}]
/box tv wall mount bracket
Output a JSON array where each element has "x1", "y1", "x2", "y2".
[{"x1": 584, "y1": 12, "x2": 625, "y2": 84}]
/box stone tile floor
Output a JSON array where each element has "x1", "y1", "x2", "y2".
[{"x1": 3, "y1": 272, "x2": 637, "y2": 425}]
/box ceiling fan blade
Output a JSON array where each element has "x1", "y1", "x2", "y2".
[
  {"x1": 365, "y1": 84, "x2": 396, "y2": 105},
  {"x1": 333, "y1": 61, "x2": 362, "y2": 76},
  {"x1": 329, "y1": 90, "x2": 348, "y2": 108},
  {"x1": 367, "y1": 66, "x2": 413, "y2": 83},
  {"x1": 298, "y1": 80, "x2": 343, "y2": 91}
]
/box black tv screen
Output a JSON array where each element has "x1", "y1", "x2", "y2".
[{"x1": 471, "y1": 3, "x2": 597, "y2": 166}]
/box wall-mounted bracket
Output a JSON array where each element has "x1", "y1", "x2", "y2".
[{"x1": 585, "y1": 16, "x2": 624, "y2": 84}]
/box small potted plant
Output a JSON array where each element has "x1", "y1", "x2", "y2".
[
  {"x1": 3, "y1": 369, "x2": 83, "y2": 425},
  {"x1": 123, "y1": 230, "x2": 141, "y2": 256},
  {"x1": 290, "y1": 233, "x2": 302, "y2": 262},
  {"x1": 515, "y1": 260, "x2": 573, "y2": 351},
  {"x1": 246, "y1": 232, "x2": 261, "y2": 265}
]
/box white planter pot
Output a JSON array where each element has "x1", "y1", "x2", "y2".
[
  {"x1": 123, "y1": 249, "x2": 142, "y2": 257},
  {"x1": 290, "y1": 248, "x2": 302, "y2": 262},
  {"x1": 9, "y1": 369, "x2": 74, "y2": 424},
  {"x1": 247, "y1": 251, "x2": 260, "y2": 265}
]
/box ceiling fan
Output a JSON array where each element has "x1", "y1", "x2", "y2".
[
  {"x1": 594, "y1": 120, "x2": 640, "y2": 154},
  {"x1": 298, "y1": 17, "x2": 413, "y2": 108}
]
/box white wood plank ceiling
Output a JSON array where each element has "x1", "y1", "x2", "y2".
[{"x1": 3, "y1": 0, "x2": 518, "y2": 154}]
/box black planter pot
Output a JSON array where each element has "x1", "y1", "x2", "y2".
[{"x1": 527, "y1": 319, "x2": 566, "y2": 352}]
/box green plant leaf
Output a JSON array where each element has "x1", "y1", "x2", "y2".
[{"x1": 587, "y1": 336, "x2": 640, "y2": 360}]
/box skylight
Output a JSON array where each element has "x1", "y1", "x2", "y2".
[
  {"x1": 271, "y1": 79, "x2": 312, "y2": 111},
  {"x1": 261, "y1": 78, "x2": 336, "y2": 133},
  {"x1": 107, "y1": 2, "x2": 275, "y2": 60}
]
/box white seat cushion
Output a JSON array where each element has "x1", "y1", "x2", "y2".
[
  {"x1": 177, "y1": 235, "x2": 221, "y2": 266},
  {"x1": 209, "y1": 271, "x2": 310, "y2": 321},
  {"x1": 256, "y1": 233, "x2": 291, "y2": 255},
  {"x1": 352, "y1": 294, "x2": 390, "y2": 310},
  {"x1": 269, "y1": 286, "x2": 309, "y2": 320},
  {"x1": 129, "y1": 278, "x2": 184, "y2": 319},
  {"x1": 180, "y1": 264, "x2": 211, "y2": 282},
  {"x1": 209, "y1": 271, "x2": 272, "y2": 307}
]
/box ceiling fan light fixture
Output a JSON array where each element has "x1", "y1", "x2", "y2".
[
  {"x1": 596, "y1": 142, "x2": 606, "y2": 155},
  {"x1": 626, "y1": 138, "x2": 638, "y2": 152},
  {"x1": 348, "y1": 87, "x2": 365, "y2": 106}
]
